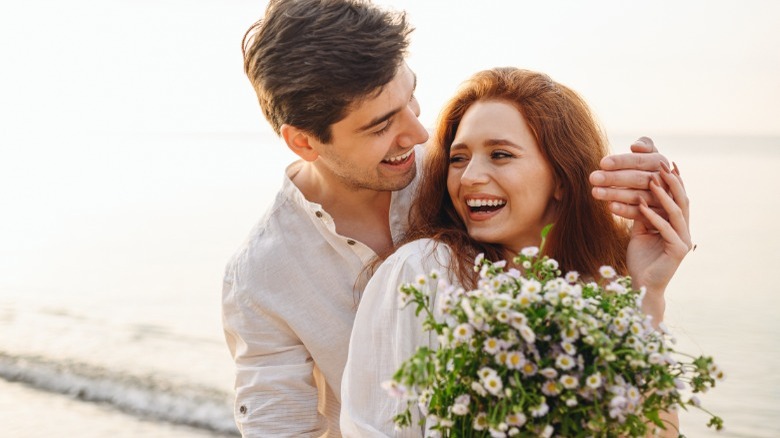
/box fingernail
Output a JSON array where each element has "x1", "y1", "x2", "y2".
[
  {"x1": 651, "y1": 173, "x2": 662, "y2": 186},
  {"x1": 591, "y1": 172, "x2": 605, "y2": 184},
  {"x1": 601, "y1": 157, "x2": 615, "y2": 169},
  {"x1": 672, "y1": 161, "x2": 681, "y2": 176},
  {"x1": 594, "y1": 187, "x2": 606, "y2": 198},
  {"x1": 634, "y1": 137, "x2": 648, "y2": 147},
  {"x1": 659, "y1": 161, "x2": 671, "y2": 174},
  {"x1": 639, "y1": 196, "x2": 649, "y2": 208}
]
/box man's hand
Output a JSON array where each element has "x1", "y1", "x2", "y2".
[{"x1": 589, "y1": 136, "x2": 672, "y2": 221}]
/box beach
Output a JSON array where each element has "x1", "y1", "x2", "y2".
[{"x1": 1, "y1": 132, "x2": 778, "y2": 436}]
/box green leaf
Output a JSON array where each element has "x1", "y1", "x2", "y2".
[{"x1": 541, "y1": 223, "x2": 554, "y2": 239}]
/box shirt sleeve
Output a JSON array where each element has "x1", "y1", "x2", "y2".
[
  {"x1": 222, "y1": 260, "x2": 326, "y2": 438},
  {"x1": 340, "y1": 240, "x2": 450, "y2": 437}
]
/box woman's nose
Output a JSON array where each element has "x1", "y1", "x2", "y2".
[{"x1": 461, "y1": 157, "x2": 489, "y2": 186}]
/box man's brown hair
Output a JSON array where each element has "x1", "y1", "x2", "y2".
[{"x1": 242, "y1": 0, "x2": 412, "y2": 143}]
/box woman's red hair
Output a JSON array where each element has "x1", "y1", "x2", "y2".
[{"x1": 399, "y1": 67, "x2": 629, "y2": 288}]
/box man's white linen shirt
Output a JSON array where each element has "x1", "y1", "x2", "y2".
[
  {"x1": 341, "y1": 238, "x2": 455, "y2": 437},
  {"x1": 222, "y1": 157, "x2": 419, "y2": 437}
]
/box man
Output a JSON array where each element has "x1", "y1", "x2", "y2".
[{"x1": 222, "y1": 1, "x2": 674, "y2": 436}]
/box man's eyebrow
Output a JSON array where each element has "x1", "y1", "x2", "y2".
[
  {"x1": 355, "y1": 71, "x2": 417, "y2": 134},
  {"x1": 355, "y1": 108, "x2": 401, "y2": 133}
]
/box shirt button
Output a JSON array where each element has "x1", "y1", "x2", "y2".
[
  {"x1": 239, "y1": 405, "x2": 247, "y2": 414},
  {"x1": 347, "y1": 239, "x2": 356, "y2": 246},
  {"x1": 315, "y1": 211, "x2": 323, "y2": 218}
]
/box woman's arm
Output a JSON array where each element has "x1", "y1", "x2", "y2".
[
  {"x1": 341, "y1": 240, "x2": 452, "y2": 437},
  {"x1": 626, "y1": 160, "x2": 692, "y2": 327}
]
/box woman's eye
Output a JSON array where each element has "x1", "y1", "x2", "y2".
[
  {"x1": 449, "y1": 155, "x2": 466, "y2": 164},
  {"x1": 492, "y1": 150, "x2": 513, "y2": 159}
]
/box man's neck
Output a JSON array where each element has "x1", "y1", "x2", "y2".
[{"x1": 291, "y1": 162, "x2": 394, "y2": 255}]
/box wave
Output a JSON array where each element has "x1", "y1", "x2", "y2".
[{"x1": 0, "y1": 351, "x2": 239, "y2": 436}]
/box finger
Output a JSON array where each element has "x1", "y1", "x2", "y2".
[
  {"x1": 638, "y1": 199, "x2": 690, "y2": 258},
  {"x1": 599, "y1": 151, "x2": 670, "y2": 172},
  {"x1": 648, "y1": 180, "x2": 692, "y2": 249},
  {"x1": 607, "y1": 201, "x2": 668, "y2": 222},
  {"x1": 658, "y1": 163, "x2": 690, "y2": 225},
  {"x1": 672, "y1": 161, "x2": 686, "y2": 189},
  {"x1": 629, "y1": 136, "x2": 658, "y2": 153},
  {"x1": 591, "y1": 169, "x2": 656, "y2": 190},
  {"x1": 592, "y1": 186, "x2": 660, "y2": 208}
]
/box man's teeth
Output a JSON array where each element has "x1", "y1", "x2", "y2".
[
  {"x1": 467, "y1": 199, "x2": 507, "y2": 207},
  {"x1": 384, "y1": 149, "x2": 413, "y2": 163}
]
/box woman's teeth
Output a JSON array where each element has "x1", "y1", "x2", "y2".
[{"x1": 467, "y1": 199, "x2": 507, "y2": 208}]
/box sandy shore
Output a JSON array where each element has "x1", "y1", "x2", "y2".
[{"x1": 0, "y1": 379, "x2": 236, "y2": 438}]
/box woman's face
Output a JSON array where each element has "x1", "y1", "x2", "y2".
[{"x1": 447, "y1": 99, "x2": 559, "y2": 254}]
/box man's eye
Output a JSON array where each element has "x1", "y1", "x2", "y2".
[{"x1": 372, "y1": 120, "x2": 393, "y2": 136}]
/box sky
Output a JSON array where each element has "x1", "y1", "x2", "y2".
[{"x1": 1, "y1": 0, "x2": 779, "y2": 138}]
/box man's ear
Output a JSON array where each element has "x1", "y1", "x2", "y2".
[{"x1": 280, "y1": 124, "x2": 319, "y2": 162}]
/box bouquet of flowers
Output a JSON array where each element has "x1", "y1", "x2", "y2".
[{"x1": 385, "y1": 232, "x2": 723, "y2": 437}]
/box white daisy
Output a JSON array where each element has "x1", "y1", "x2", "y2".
[
  {"x1": 586, "y1": 373, "x2": 602, "y2": 389},
  {"x1": 453, "y1": 323, "x2": 474, "y2": 342},
  {"x1": 506, "y1": 412, "x2": 527, "y2": 427},
  {"x1": 599, "y1": 265, "x2": 617, "y2": 279},
  {"x1": 451, "y1": 403, "x2": 469, "y2": 416},
  {"x1": 530, "y1": 400, "x2": 549, "y2": 417},
  {"x1": 505, "y1": 351, "x2": 525, "y2": 370},
  {"x1": 518, "y1": 325, "x2": 536, "y2": 344},
  {"x1": 474, "y1": 412, "x2": 488, "y2": 430},
  {"x1": 560, "y1": 374, "x2": 579, "y2": 389},
  {"x1": 483, "y1": 337, "x2": 501, "y2": 354},
  {"x1": 482, "y1": 374, "x2": 504, "y2": 396},
  {"x1": 471, "y1": 381, "x2": 488, "y2": 397},
  {"x1": 521, "y1": 247, "x2": 539, "y2": 257},
  {"x1": 540, "y1": 367, "x2": 558, "y2": 379},
  {"x1": 522, "y1": 279, "x2": 542, "y2": 294},
  {"x1": 555, "y1": 354, "x2": 576, "y2": 370}
]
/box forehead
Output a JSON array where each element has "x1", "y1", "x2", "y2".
[
  {"x1": 337, "y1": 64, "x2": 415, "y2": 128},
  {"x1": 454, "y1": 100, "x2": 529, "y2": 142}
]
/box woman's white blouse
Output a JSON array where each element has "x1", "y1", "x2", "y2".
[{"x1": 340, "y1": 238, "x2": 456, "y2": 437}]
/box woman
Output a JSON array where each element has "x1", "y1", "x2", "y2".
[{"x1": 340, "y1": 68, "x2": 691, "y2": 436}]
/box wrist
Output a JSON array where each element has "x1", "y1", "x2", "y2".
[{"x1": 641, "y1": 291, "x2": 666, "y2": 329}]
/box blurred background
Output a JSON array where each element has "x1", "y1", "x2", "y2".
[{"x1": 1, "y1": 0, "x2": 778, "y2": 436}]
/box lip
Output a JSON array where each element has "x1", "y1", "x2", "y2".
[
  {"x1": 380, "y1": 149, "x2": 415, "y2": 171},
  {"x1": 463, "y1": 194, "x2": 506, "y2": 221}
]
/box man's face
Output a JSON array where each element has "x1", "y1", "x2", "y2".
[{"x1": 309, "y1": 64, "x2": 429, "y2": 192}]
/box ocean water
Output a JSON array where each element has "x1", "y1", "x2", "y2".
[{"x1": 0, "y1": 132, "x2": 778, "y2": 436}]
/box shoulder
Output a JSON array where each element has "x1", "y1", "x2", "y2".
[
  {"x1": 367, "y1": 239, "x2": 454, "y2": 295},
  {"x1": 222, "y1": 191, "x2": 302, "y2": 300},
  {"x1": 387, "y1": 238, "x2": 453, "y2": 269}
]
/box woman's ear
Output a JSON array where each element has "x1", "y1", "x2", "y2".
[
  {"x1": 280, "y1": 124, "x2": 319, "y2": 162},
  {"x1": 554, "y1": 180, "x2": 563, "y2": 201}
]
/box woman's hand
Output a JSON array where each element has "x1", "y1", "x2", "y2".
[{"x1": 626, "y1": 161, "x2": 692, "y2": 326}]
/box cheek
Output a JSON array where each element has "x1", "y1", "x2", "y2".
[{"x1": 446, "y1": 172, "x2": 459, "y2": 202}]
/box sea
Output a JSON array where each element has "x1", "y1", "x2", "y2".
[{"x1": 0, "y1": 132, "x2": 778, "y2": 437}]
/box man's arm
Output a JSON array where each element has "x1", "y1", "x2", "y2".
[{"x1": 222, "y1": 263, "x2": 326, "y2": 437}]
